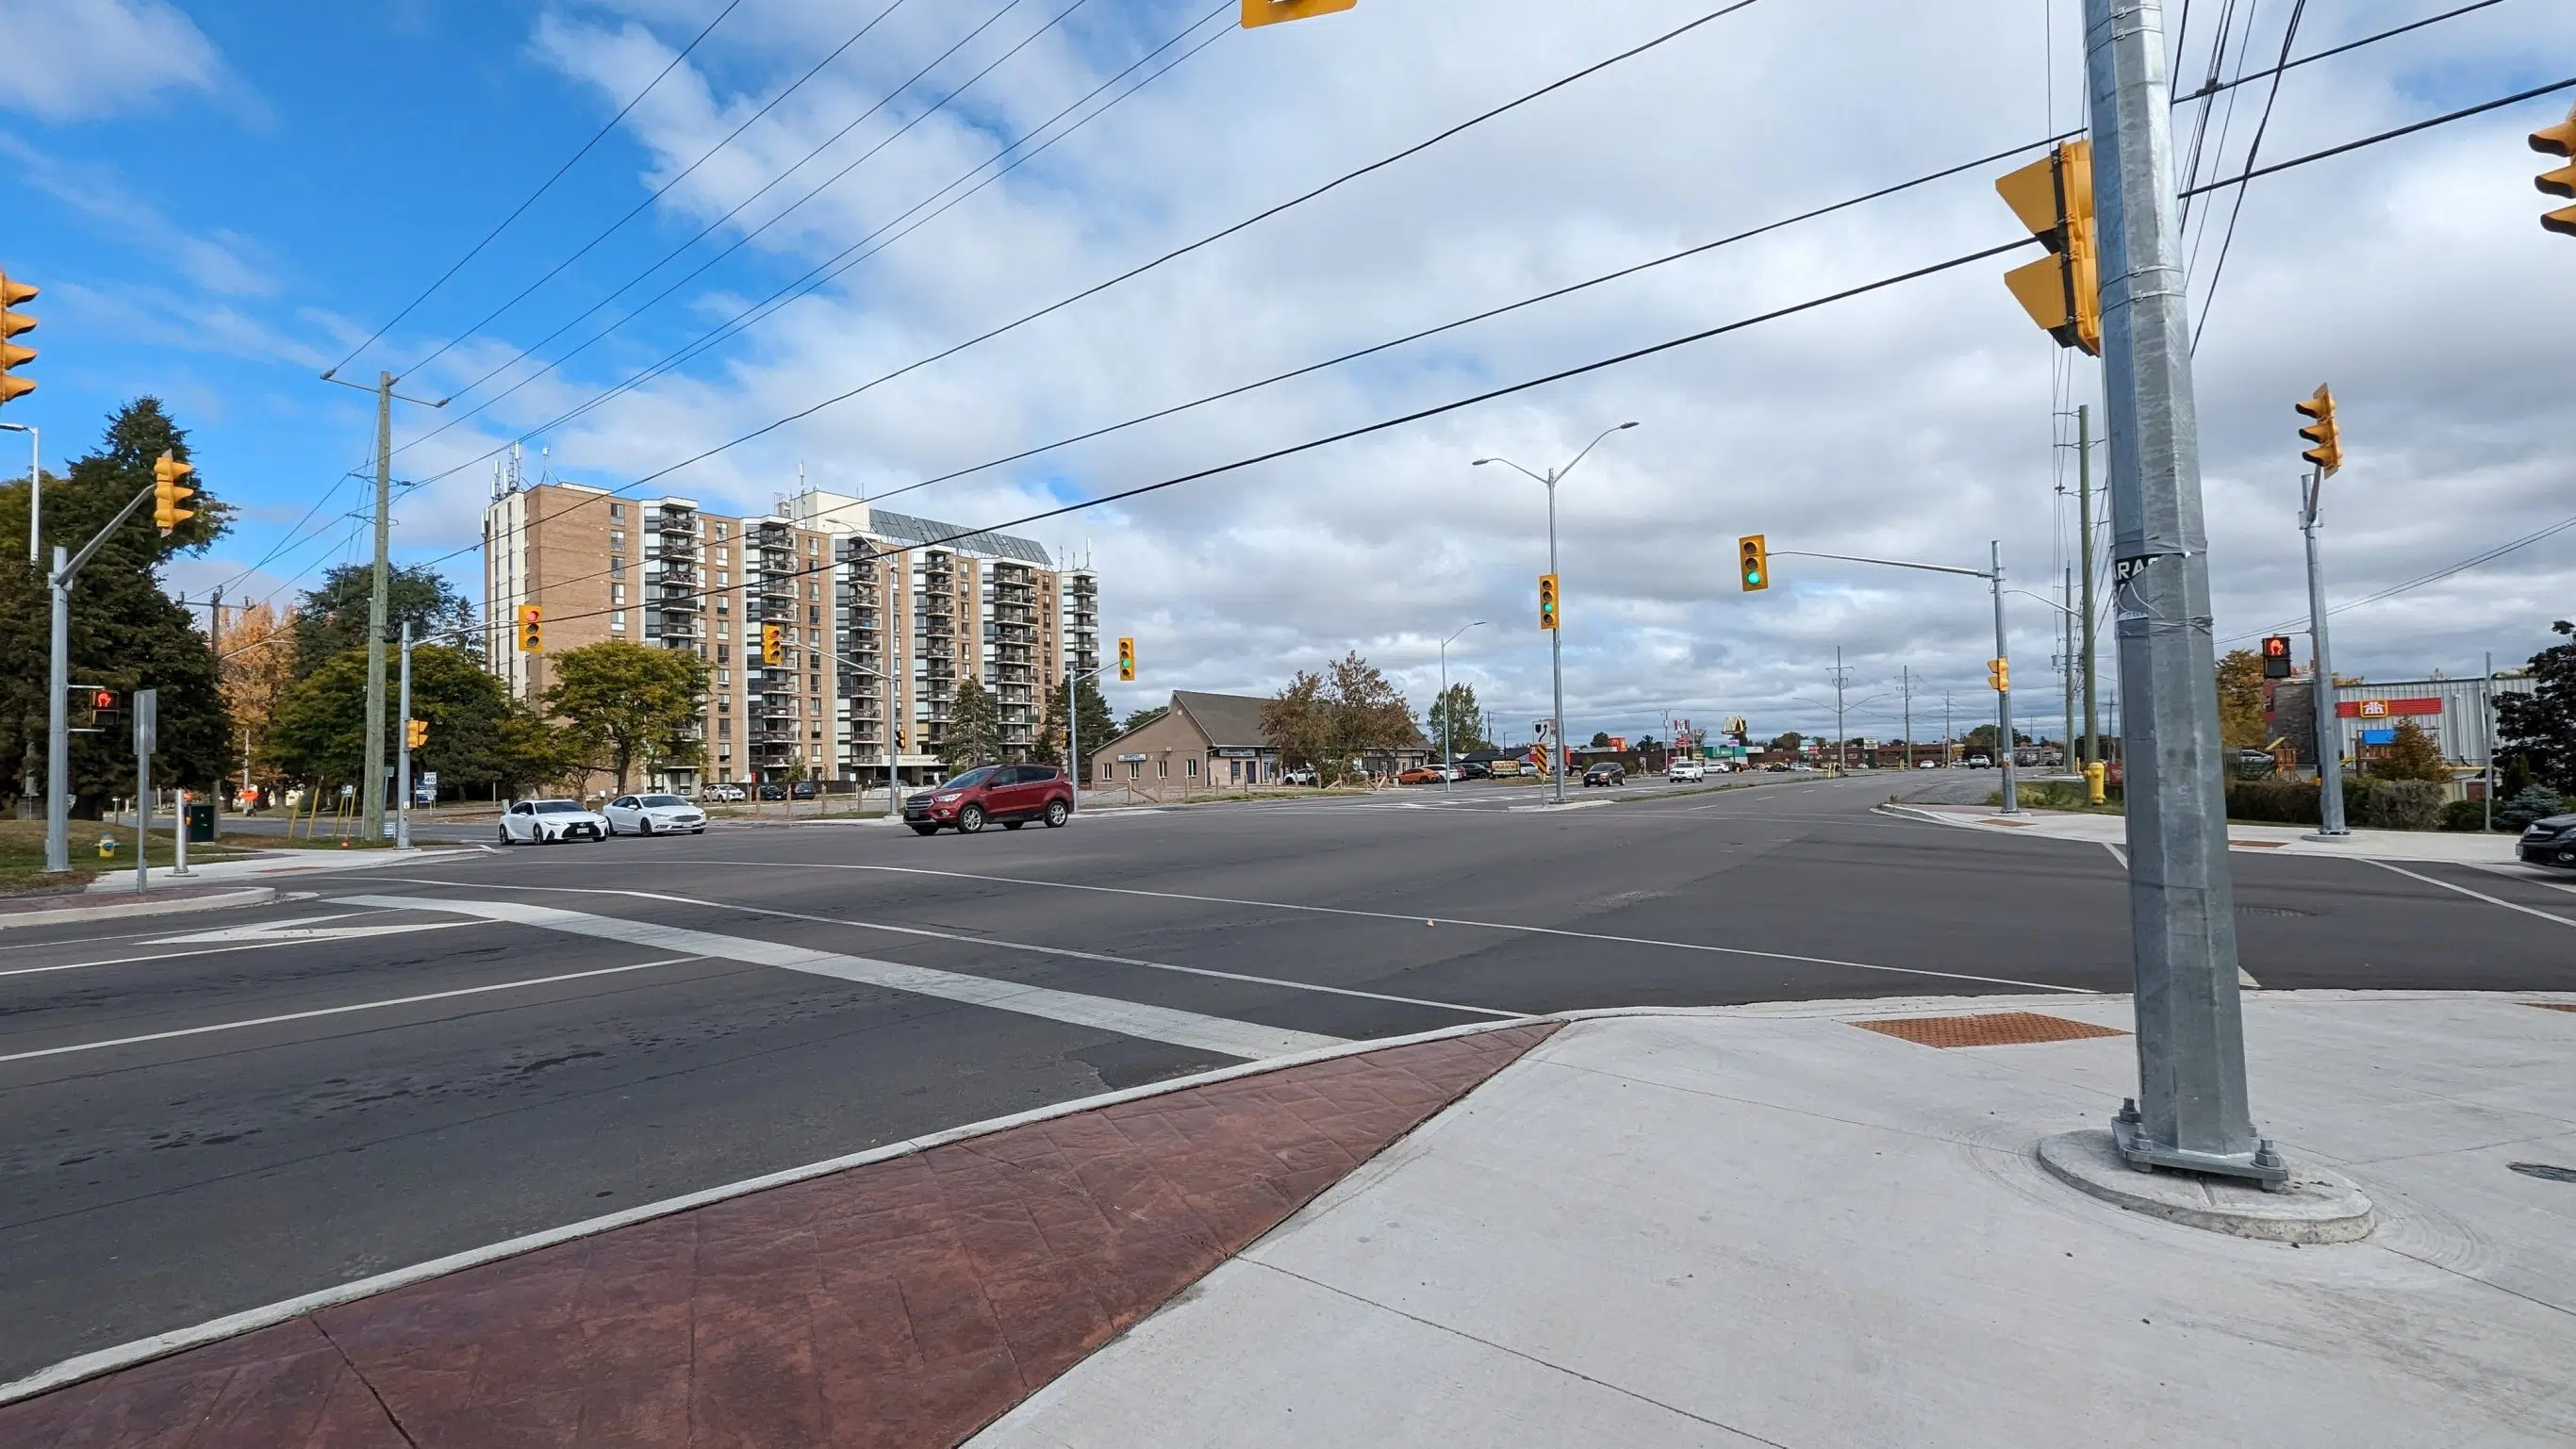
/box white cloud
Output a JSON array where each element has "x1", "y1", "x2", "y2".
[
  {"x1": 394, "y1": 0, "x2": 2576, "y2": 743},
  {"x1": 0, "y1": 0, "x2": 223, "y2": 121},
  {"x1": 0, "y1": 133, "x2": 278, "y2": 296}
]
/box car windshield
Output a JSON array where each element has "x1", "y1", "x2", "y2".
[
  {"x1": 534, "y1": 801, "x2": 586, "y2": 814},
  {"x1": 941, "y1": 767, "x2": 999, "y2": 789},
  {"x1": 640, "y1": 794, "x2": 687, "y2": 807}
]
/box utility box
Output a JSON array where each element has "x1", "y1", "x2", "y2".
[{"x1": 185, "y1": 801, "x2": 216, "y2": 842}]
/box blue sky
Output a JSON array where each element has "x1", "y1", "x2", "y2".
[{"x1": 8, "y1": 0, "x2": 2573, "y2": 745}]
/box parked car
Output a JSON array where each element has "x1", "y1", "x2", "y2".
[
  {"x1": 604, "y1": 793, "x2": 707, "y2": 837},
  {"x1": 904, "y1": 764, "x2": 1073, "y2": 834},
  {"x1": 1917, "y1": 760, "x2": 1942, "y2": 769},
  {"x1": 498, "y1": 799, "x2": 609, "y2": 845},
  {"x1": 1668, "y1": 760, "x2": 1707, "y2": 782},
  {"x1": 1965, "y1": 754, "x2": 1993, "y2": 769},
  {"x1": 1582, "y1": 762, "x2": 1626, "y2": 788},
  {"x1": 790, "y1": 781, "x2": 819, "y2": 800},
  {"x1": 1283, "y1": 766, "x2": 1320, "y2": 786},
  {"x1": 1460, "y1": 761, "x2": 1492, "y2": 780},
  {"x1": 1791, "y1": 762, "x2": 1818, "y2": 772},
  {"x1": 702, "y1": 782, "x2": 747, "y2": 802},
  {"x1": 2518, "y1": 814, "x2": 2576, "y2": 869},
  {"x1": 1765, "y1": 763, "x2": 1791, "y2": 772},
  {"x1": 1395, "y1": 766, "x2": 1445, "y2": 785},
  {"x1": 756, "y1": 782, "x2": 788, "y2": 800}
]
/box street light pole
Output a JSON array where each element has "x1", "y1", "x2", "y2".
[
  {"x1": 1990, "y1": 541, "x2": 2019, "y2": 815},
  {"x1": 1474, "y1": 420, "x2": 1638, "y2": 806},
  {"x1": 2302, "y1": 465, "x2": 2348, "y2": 837},
  {"x1": 2086, "y1": 0, "x2": 2275, "y2": 1184},
  {"x1": 1440, "y1": 622, "x2": 1485, "y2": 794}
]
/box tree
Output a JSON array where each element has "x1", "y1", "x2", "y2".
[
  {"x1": 219, "y1": 601, "x2": 299, "y2": 789},
  {"x1": 264, "y1": 644, "x2": 571, "y2": 799},
  {"x1": 1425, "y1": 683, "x2": 1490, "y2": 756},
  {"x1": 2215, "y1": 648, "x2": 2268, "y2": 749},
  {"x1": 1034, "y1": 675, "x2": 1117, "y2": 766},
  {"x1": 543, "y1": 641, "x2": 710, "y2": 792},
  {"x1": 1588, "y1": 731, "x2": 1612, "y2": 749},
  {"x1": 2499, "y1": 621, "x2": 2576, "y2": 793},
  {"x1": 938, "y1": 678, "x2": 1003, "y2": 771},
  {"x1": 0, "y1": 399, "x2": 231, "y2": 815},
  {"x1": 2371, "y1": 719, "x2": 2451, "y2": 782},
  {"x1": 1768, "y1": 732, "x2": 1805, "y2": 753},
  {"x1": 1261, "y1": 652, "x2": 1422, "y2": 783},
  {"x1": 1120, "y1": 703, "x2": 1168, "y2": 734},
  {"x1": 293, "y1": 562, "x2": 480, "y2": 680}
]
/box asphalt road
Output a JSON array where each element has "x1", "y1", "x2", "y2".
[{"x1": 6, "y1": 772, "x2": 2572, "y2": 1380}]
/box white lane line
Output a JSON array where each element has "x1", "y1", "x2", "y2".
[
  {"x1": 2364, "y1": 860, "x2": 2576, "y2": 930},
  {"x1": 0, "y1": 957, "x2": 704, "y2": 1066},
  {"x1": 664, "y1": 863, "x2": 2091, "y2": 995},
  {"x1": 338, "y1": 896, "x2": 1346, "y2": 1060},
  {"x1": 360, "y1": 879, "x2": 1523, "y2": 1020},
  {"x1": 0, "y1": 919, "x2": 483, "y2": 980},
  {"x1": 2468, "y1": 862, "x2": 2576, "y2": 897},
  {"x1": 2104, "y1": 842, "x2": 2128, "y2": 869}
]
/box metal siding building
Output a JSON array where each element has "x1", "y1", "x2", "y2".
[{"x1": 2330, "y1": 676, "x2": 2535, "y2": 765}]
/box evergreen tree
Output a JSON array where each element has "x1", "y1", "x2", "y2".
[
  {"x1": 292, "y1": 562, "x2": 480, "y2": 679},
  {"x1": 1427, "y1": 683, "x2": 1490, "y2": 755},
  {"x1": 2499, "y1": 621, "x2": 2576, "y2": 793},
  {"x1": 1033, "y1": 674, "x2": 1117, "y2": 766},
  {"x1": 939, "y1": 679, "x2": 1003, "y2": 771},
  {"x1": 264, "y1": 644, "x2": 571, "y2": 799},
  {"x1": 0, "y1": 399, "x2": 230, "y2": 815}
]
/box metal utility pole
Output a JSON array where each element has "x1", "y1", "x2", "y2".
[
  {"x1": 1440, "y1": 622, "x2": 1485, "y2": 794},
  {"x1": 1944, "y1": 691, "x2": 1955, "y2": 765},
  {"x1": 2085, "y1": 0, "x2": 2277, "y2": 1184},
  {"x1": 2485, "y1": 650, "x2": 2497, "y2": 832},
  {"x1": 1830, "y1": 648, "x2": 1850, "y2": 772},
  {"x1": 2062, "y1": 565, "x2": 2077, "y2": 767},
  {"x1": 2301, "y1": 463, "x2": 2348, "y2": 836},
  {"x1": 1902, "y1": 666, "x2": 1914, "y2": 770},
  {"x1": 395, "y1": 622, "x2": 414, "y2": 850},
  {"x1": 2078, "y1": 403, "x2": 2100, "y2": 767},
  {"x1": 1990, "y1": 542, "x2": 2019, "y2": 813},
  {"x1": 1474, "y1": 421, "x2": 1638, "y2": 805},
  {"x1": 132, "y1": 688, "x2": 157, "y2": 894}
]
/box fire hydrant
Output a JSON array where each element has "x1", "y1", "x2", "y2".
[
  {"x1": 96, "y1": 834, "x2": 120, "y2": 859},
  {"x1": 2084, "y1": 761, "x2": 2108, "y2": 807}
]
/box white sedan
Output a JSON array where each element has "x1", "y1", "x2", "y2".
[
  {"x1": 605, "y1": 792, "x2": 708, "y2": 836},
  {"x1": 498, "y1": 799, "x2": 610, "y2": 845}
]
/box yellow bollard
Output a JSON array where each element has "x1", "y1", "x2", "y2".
[{"x1": 2085, "y1": 761, "x2": 2107, "y2": 806}]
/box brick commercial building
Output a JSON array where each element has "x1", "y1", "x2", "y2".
[
  {"x1": 1089, "y1": 690, "x2": 1430, "y2": 796},
  {"x1": 483, "y1": 482, "x2": 1098, "y2": 793}
]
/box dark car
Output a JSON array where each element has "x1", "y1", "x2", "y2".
[
  {"x1": 1460, "y1": 761, "x2": 1492, "y2": 780},
  {"x1": 905, "y1": 764, "x2": 1074, "y2": 835},
  {"x1": 789, "y1": 781, "x2": 819, "y2": 800},
  {"x1": 2518, "y1": 813, "x2": 2576, "y2": 869},
  {"x1": 756, "y1": 782, "x2": 788, "y2": 800},
  {"x1": 1582, "y1": 762, "x2": 1626, "y2": 788}
]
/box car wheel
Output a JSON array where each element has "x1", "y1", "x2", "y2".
[
  {"x1": 497, "y1": 825, "x2": 512, "y2": 846},
  {"x1": 639, "y1": 817, "x2": 654, "y2": 837},
  {"x1": 909, "y1": 823, "x2": 941, "y2": 836},
  {"x1": 1043, "y1": 799, "x2": 1068, "y2": 828},
  {"x1": 959, "y1": 805, "x2": 986, "y2": 834}
]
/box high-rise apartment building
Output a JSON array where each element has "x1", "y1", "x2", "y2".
[{"x1": 484, "y1": 482, "x2": 1096, "y2": 792}]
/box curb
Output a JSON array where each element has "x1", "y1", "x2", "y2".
[
  {"x1": 0, "y1": 886, "x2": 277, "y2": 930},
  {"x1": 0, "y1": 1014, "x2": 1540, "y2": 1408}
]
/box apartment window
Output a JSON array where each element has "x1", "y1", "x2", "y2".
[
  {"x1": 611, "y1": 584, "x2": 627, "y2": 605},
  {"x1": 809, "y1": 673, "x2": 821, "y2": 692},
  {"x1": 716, "y1": 596, "x2": 729, "y2": 614},
  {"x1": 714, "y1": 524, "x2": 728, "y2": 541},
  {"x1": 718, "y1": 719, "x2": 732, "y2": 739},
  {"x1": 716, "y1": 643, "x2": 730, "y2": 664},
  {"x1": 717, "y1": 696, "x2": 730, "y2": 712},
  {"x1": 610, "y1": 530, "x2": 625, "y2": 551},
  {"x1": 609, "y1": 503, "x2": 625, "y2": 521},
  {"x1": 718, "y1": 668, "x2": 730, "y2": 685},
  {"x1": 611, "y1": 610, "x2": 627, "y2": 632},
  {"x1": 807, "y1": 582, "x2": 819, "y2": 601},
  {"x1": 807, "y1": 538, "x2": 820, "y2": 556},
  {"x1": 809, "y1": 605, "x2": 821, "y2": 625},
  {"x1": 717, "y1": 570, "x2": 729, "y2": 586}
]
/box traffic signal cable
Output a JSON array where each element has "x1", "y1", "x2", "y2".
[
  {"x1": 396, "y1": 0, "x2": 1222, "y2": 472},
  {"x1": 393, "y1": 0, "x2": 926, "y2": 382},
  {"x1": 325, "y1": 0, "x2": 749, "y2": 379},
  {"x1": 399, "y1": 0, "x2": 1771, "y2": 488}
]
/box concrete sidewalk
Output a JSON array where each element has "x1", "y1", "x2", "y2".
[
  {"x1": 1883, "y1": 799, "x2": 2526, "y2": 864},
  {"x1": 979, "y1": 994, "x2": 2576, "y2": 1447}
]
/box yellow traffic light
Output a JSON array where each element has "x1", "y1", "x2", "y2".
[
  {"x1": 1242, "y1": 0, "x2": 1356, "y2": 26},
  {"x1": 2294, "y1": 385, "x2": 2341, "y2": 475},
  {"x1": 517, "y1": 603, "x2": 543, "y2": 652},
  {"x1": 1988, "y1": 657, "x2": 2011, "y2": 693},
  {"x1": 152, "y1": 451, "x2": 196, "y2": 535},
  {"x1": 0, "y1": 271, "x2": 34, "y2": 406},
  {"x1": 1737, "y1": 535, "x2": 1769, "y2": 592},
  {"x1": 2532, "y1": 104, "x2": 2576, "y2": 237},
  {"x1": 405, "y1": 718, "x2": 429, "y2": 749},
  {"x1": 1117, "y1": 635, "x2": 1136, "y2": 682},
  {"x1": 1537, "y1": 573, "x2": 1560, "y2": 630},
  {"x1": 1996, "y1": 140, "x2": 2102, "y2": 356},
  {"x1": 760, "y1": 622, "x2": 784, "y2": 667}
]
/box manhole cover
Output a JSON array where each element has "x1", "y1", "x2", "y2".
[
  {"x1": 2509, "y1": 1162, "x2": 2576, "y2": 1183},
  {"x1": 1853, "y1": 1012, "x2": 2127, "y2": 1048}
]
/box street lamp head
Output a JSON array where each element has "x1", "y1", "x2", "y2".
[
  {"x1": 1471, "y1": 458, "x2": 1495, "y2": 467},
  {"x1": 1617, "y1": 420, "x2": 1639, "y2": 431}
]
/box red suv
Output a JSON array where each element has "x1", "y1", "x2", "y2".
[{"x1": 904, "y1": 765, "x2": 1074, "y2": 835}]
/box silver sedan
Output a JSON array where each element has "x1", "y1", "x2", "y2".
[{"x1": 604, "y1": 792, "x2": 708, "y2": 837}]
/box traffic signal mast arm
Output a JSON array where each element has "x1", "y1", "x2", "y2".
[{"x1": 1762, "y1": 548, "x2": 1993, "y2": 581}]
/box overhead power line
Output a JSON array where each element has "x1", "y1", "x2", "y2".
[
  {"x1": 2228, "y1": 509, "x2": 2576, "y2": 646},
  {"x1": 2191, "y1": 0, "x2": 2306, "y2": 353},
  {"x1": 397, "y1": 0, "x2": 925, "y2": 381},
  {"x1": 326, "y1": 0, "x2": 749, "y2": 378}
]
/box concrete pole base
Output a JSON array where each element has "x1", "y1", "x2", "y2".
[{"x1": 2037, "y1": 1129, "x2": 2374, "y2": 1244}]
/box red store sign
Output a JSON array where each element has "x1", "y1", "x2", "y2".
[{"x1": 2334, "y1": 698, "x2": 2443, "y2": 718}]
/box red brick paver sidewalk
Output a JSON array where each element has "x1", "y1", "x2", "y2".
[{"x1": 6, "y1": 1025, "x2": 1555, "y2": 1448}]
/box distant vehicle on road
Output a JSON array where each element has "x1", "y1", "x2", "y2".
[
  {"x1": 1791, "y1": 762, "x2": 1818, "y2": 773},
  {"x1": 1395, "y1": 766, "x2": 1445, "y2": 784},
  {"x1": 1765, "y1": 763, "x2": 1791, "y2": 773},
  {"x1": 1283, "y1": 766, "x2": 1320, "y2": 786},
  {"x1": 904, "y1": 764, "x2": 1072, "y2": 835},
  {"x1": 498, "y1": 799, "x2": 608, "y2": 845},
  {"x1": 1917, "y1": 760, "x2": 1942, "y2": 769},
  {"x1": 1668, "y1": 760, "x2": 1707, "y2": 782},
  {"x1": 1965, "y1": 754, "x2": 1993, "y2": 769},
  {"x1": 1582, "y1": 762, "x2": 1626, "y2": 788},
  {"x1": 605, "y1": 793, "x2": 707, "y2": 836},
  {"x1": 2518, "y1": 814, "x2": 2576, "y2": 868},
  {"x1": 1459, "y1": 761, "x2": 1492, "y2": 780}
]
